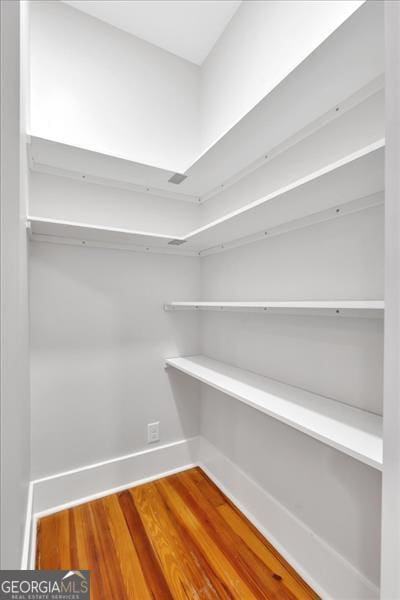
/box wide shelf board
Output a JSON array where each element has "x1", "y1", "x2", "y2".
[
  {"x1": 183, "y1": 141, "x2": 385, "y2": 253},
  {"x1": 182, "y1": 2, "x2": 383, "y2": 198},
  {"x1": 28, "y1": 140, "x2": 385, "y2": 257},
  {"x1": 164, "y1": 301, "x2": 384, "y2": 318},
  {"x1": 27, "y1": 217, "x2": 197, "y2": 255},
  {"x1": 27, "y1": 136, "x2": 200, "y2": 204},
  {"x1": 165, "y1": 355, "x2": 382, "y2": 470},
  {"x1": 28, "y1": 3, "x2": 383, "y2": 202}
]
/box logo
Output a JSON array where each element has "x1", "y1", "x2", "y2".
[
  {"x1": 0, "y1": 570, "x2": 90, "y2": 599},
  {"x1": 63, "y1": 571, "x2": 87, "y2": 581}
]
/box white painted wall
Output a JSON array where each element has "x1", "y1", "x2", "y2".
[
  {"x1": 200, "y1": 0, "x2": 364, "y2": 150},
  {"x1": 30, "y1": 0, "x2": 369, "y2": 174},
  {"x1": 201, "y1": 391, "x2": 381, "y2": 589},
  {"x1": 30, "y1": 0, "x2": 200, "y2": 173},
  {"x1": 380, "y1": 2, "x2": 400, "y2": 597},
  {"x1": 199, "y1": 207, "x2": 384, "y2": 587},
  {"x1": 30, "y1": 172, "x2": 199, "y2": 237},
  {"x1": 200, "y1": 206, "x2": 384, "y2": 411},
  {"x1": 0, "y1": 0, "x2": 31, "y2": 568},
  {"x1": 29, "y1": 243, "x2": 201, "y2": 478}
]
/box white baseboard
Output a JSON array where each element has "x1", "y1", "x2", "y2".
[
  {"x1": 198, "y1": 436, "x2": 379, "y2": 600},
  {"x1": 22, "y1": 436, "x2": 199, "y2": 569},
  {"x1": 31, "y1": 437, "x2": 199, "y2": 515},
  {"x1": 21, "y1": 434, "x2": 379, "y2": 600},
  {"x1": 20, "y1": 482, "x2": 34, "y2": 569}
]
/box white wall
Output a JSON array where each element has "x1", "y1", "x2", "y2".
[
  {"x1": 380, "y1": 2, "x2": 400, "y2": 597},
  {"x1": 0, "y1": 0, "x2": 31, "y2": 568},
  {"x1": 200, "y1": 0, "x2": 364, "y2": 150},
  {"x1": 29, "y1": 243, "x2": 201, "y2": 478},
  {"x1": 201, "y1": 391, "x2": 381, "y2": 587},
  {"x1": 200, "y1": 206, "x2": 384, "y2": 587},
  {"x1": 30, "y1": 0, "x2": 200, "y2": 173},
  {"x1": 30, "y1": 0, "x2": 369, "y2": 173},
  {"x1": 30, "y1": 172, "x2": 199, "y2": 237}
]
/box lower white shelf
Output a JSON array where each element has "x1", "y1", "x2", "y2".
[
  {"x1": 165, "y1": 355, "x2": 382, "y2": 470},
  {"x1": 164, "y1": 301, "x2": 384, "y2": 318}
]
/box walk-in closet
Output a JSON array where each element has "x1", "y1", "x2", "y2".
[{"x1": 1, "y1": 1, "x2": 400, "y2": 598}]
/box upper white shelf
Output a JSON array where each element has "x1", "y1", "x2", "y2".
[
  {"x1": 164, "y1": 301, "x2": 384, "y2": 319},
  {"x1": 28, "y1": 2, "x2": 383, "y2": 202},
  {"x1": 181, "y1": 1, "x2": 383, "y2": 198},
  {"x1": 183, "y1": 141, "x2": 384, "y2": 253},
  {"x1": 27, "y1": 217, "x2": 197, "y2": 255},
  {"x1": 165, "y1": 355, "x2": 383, "y2": 470},
  {"x1": 28, "y1": 139, "x2": 385, "y2": 256},
  {"x1": 27, "y1": 136, "x2": 200, "y2": 204}
]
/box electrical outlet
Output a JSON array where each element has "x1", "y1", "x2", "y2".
[{"x1": 147, "y1": 421, "x2": 160, "y2": 444}]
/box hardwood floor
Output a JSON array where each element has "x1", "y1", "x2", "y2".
[{"x1": 36, "y1": 467, "x2": 319, "y2": 599}]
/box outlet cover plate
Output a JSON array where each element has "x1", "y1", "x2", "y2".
[{"x1": 147, "y1": 421, "x2": 160, "y2": 444}]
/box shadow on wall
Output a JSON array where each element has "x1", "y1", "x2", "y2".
[
  {"x1": 200, "y1": 386, "x2": 382, "y2": 587},
  {"x1": 165, "y1": 367, "x2": 201, "y2": 447}
]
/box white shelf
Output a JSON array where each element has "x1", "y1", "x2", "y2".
[
  {"x1": 28, "y1": 3, "x2": 383, "y2": 203},
  {"x1": 181, "y1": 1, "x2": 383, "y2": 198},
  {"x1": 28, "y1": 217, "x2": 173, "y2": 245},
  {"x1": 164, "y1": 301, "x2": 384, "y2": 318},
  {"x1": 165, "y1": 355, "x2": 383, "y2": 470},
  {"x1": 28, "y1": 140, "x2": 385, "y2": 257},
  {"x1": 28, "y1": 136, "x2": 201, "y2": 204},
  {"x1": 27, "y1": 217, "x2": 197, "y2": 256},
  {"x1": 183, "y1": 141, "x2": 384, "y2": 253}
]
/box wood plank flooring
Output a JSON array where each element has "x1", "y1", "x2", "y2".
[{"x1": 36, "y1": 467, "x2": 319, "y2": 599}]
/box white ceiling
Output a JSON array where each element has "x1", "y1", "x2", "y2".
[{"x1": 62, "y1": 0, "x2": 242, "y2": 65}]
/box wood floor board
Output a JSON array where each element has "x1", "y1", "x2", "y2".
[
  {"x1": 167, "y1": 472, "x2": 294, "y2": 600},
  {"x1": 153, "y1": 480, "x2": 235, "y2": 599},
  {"x1": 80, "y1": 503, "x2": 107, "y2": 600},
  {"x1": 119, "y1": 488, "x2": 174, "y2": 599},
  {"x1": 90, "y1": 499, "x2": 128, "y2": 600},
  {"x1": 131, "y1": 481, "x2": 222, "y2": 599},
  {"x1": 158, "y1": 476, "x2": 258, "y2": 599},
  {"x1": 36, "y1": 466, "x2": 319, "y2": 599},
  {"x1": 194, "y1": 470, "x2": 316, "y2": 599},
  {"x1": 103, "y1": 494, "x2": 152, "y2": 600},
  {"x1": 70, "y1": 504, "x2": 90, "y2": 570}
]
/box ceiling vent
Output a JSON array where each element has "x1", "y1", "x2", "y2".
[
  {"x1": 168, "y1": 173, "x2": 187, "y2": 184},
  {"x1": 168, "y1": 239, "x2": 187, "y2": 246}
]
